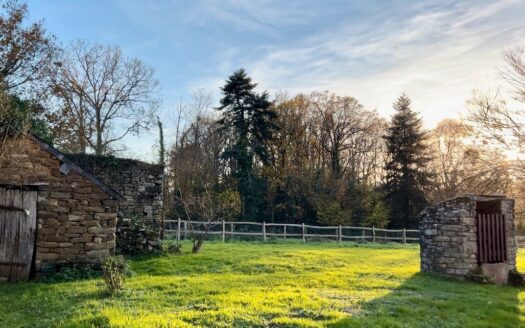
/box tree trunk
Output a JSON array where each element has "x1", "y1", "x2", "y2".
[{"x1": 95, "y1": 112, "x2": 103, "y2": 155}]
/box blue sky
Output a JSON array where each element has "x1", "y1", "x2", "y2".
[{"x1": 27, "y1": 0, "x2": 525, "y2": 161}]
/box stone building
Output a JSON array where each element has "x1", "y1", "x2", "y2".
[
  {"x1": 0, "y1": 136, "x2": 124, "y2": 281},
  {"x1": 66, "y1": 154, "x2": 164, "y2": 253},
  {"x1": 419, "y1": 195, "x2": 517, "y2": 284}
]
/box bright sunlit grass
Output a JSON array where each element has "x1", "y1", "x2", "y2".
[{"x1": 0, "y1": 241, "x2": 524, "y2": 327}]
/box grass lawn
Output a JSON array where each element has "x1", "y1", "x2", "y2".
[{"x1": 0, "y1": 241, "x2": 524, "y2": 327}]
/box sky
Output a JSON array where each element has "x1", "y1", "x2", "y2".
[{"x1": 27, "y1": 0, "x2": 525, "y2": 162}]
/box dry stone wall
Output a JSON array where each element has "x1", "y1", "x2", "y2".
[{"x1": 67, "y1": 154, "x2": 164, "y2": 253}]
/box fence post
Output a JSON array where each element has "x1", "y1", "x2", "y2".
[
  {"x1": 362, "y1": 228, "x2": 366, "y2": 242},
  {"x1": 284, "y1": 225, "x2": 287, "y2": 240},
  {"x1": 183, "y1": 221, "x2": 187, "y2": 240},
  {"x1": 338, "y1": 225, "x2": 342, "y2": 244},
  {"x1": 230, "y1": 222, "x2": 234, "y2": 238},
  {"x1": 177, "y1": 218, "x2": 181, "y2": 243},
  {"x1": 372, "y1": 226, "x2": 376, "y2": 243},
  {"x1": 222, "y1": 220, "x2": 225, "y2": 242},
  {"x1": 263, "y1": 221, "x2": 267, "y2": 242},
  {"x1": 402, "y1": 228, "x2": 406, "y2": 244},
  {"x1": 302, "y1": 223, "x2": 306, "y2": 243}
]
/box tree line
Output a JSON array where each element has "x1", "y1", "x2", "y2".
[
  {"x1": 0, "y1": 1, "x2": 524, "y2": 230},
  {"x1": 167, "y1": 67, "x2": 524, "y2": 230}
]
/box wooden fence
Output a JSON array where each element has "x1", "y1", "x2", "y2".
[{"x1": 164, "y1": 219, "x2": 420, "y2": 244}]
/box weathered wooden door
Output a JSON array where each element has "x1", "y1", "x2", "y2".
[{"x1": 0, "y1": 188, "x2": 37, "y2": 282}]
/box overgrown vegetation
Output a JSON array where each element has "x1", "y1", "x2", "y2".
[
  {"x1": 100, "y1": 256, "x2": 132, "y2": 295},
  {"x1": 0, "y1": 242, "x2": 523, "y2": 327},
  {"x1": 40, "y1": 263, "x2": 101, "y2": 283}
]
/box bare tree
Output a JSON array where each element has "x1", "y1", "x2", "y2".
[
  {"x1": 427, "y1": 119, "x2": 512, "y2": 202},
  {"x1": 0, "y1": 0, "x2": 57, "y2": 96},
  {"x1": 467, "y1": 47, "x2": 525, "y2": 156},
  {"x1": 308, "y1": 91, "x2": 383, "y2": 179},
  {"x1": 467, "y1": 47, "x2": 525, "y2": 225},
  {"x1": 50, "y1": 40, "x2": 159, "y2": 155},
  {"x1": 176, "y1": 184, "x2": 239, "y2": 253}
]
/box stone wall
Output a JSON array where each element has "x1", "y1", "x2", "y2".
[
  {"x1": 419, "y1": 195, "x2": 516, "y2": 280},
  {"x1": 67, "y1": 154, "x2": 164, "y2": 253},
  {"x1": 0, "y1": 138, "x2": 118, "y2": 272}
]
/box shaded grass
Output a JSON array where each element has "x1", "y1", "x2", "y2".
[{"x1": 0, "y1": 241, "x2": 524, "y2": 327}]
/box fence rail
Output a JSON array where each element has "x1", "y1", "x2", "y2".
[{"x1": 164, "y1": 219, "x2": 419, "y2": 244}]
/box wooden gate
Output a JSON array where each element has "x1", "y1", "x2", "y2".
[
  {"x1": 476, "y1": 213, "x2": 507, "y2": 264},
  {"x1": 0, "y1": 188, "x2": 37, "y2": 282}
]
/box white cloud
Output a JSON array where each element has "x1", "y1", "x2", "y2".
[
  {"x1": 206, "y1": 0, "x2": 525, "y2": 126},
  {"x1": 110, "y1": 0, "x2": 525, "y2": 160}
]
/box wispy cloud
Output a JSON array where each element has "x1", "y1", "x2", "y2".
[
  {"x1": 44, "y1": 0, "x2": 525, "y2": 160},
  {"x1": 193, "y1": 0, "x2": 525, "y2": 124}
]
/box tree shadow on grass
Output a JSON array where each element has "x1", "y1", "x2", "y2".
[
  {"x1": 0, "y1": 280, "x2": 110, "y2": 328},
  {"x1": 327, "y1": 272, "x2": 523, "y2": 328}
]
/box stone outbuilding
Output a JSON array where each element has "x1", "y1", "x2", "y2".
[
  {"x1": 419, "y1": 195, "x2": 517, "y2": 284},
  {"x1": 0, "y1": 136, "x2": 124, "y2": 282}
]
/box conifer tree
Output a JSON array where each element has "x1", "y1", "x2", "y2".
[
  {"x1": 217, "y1": 68, "x2": 278, "y2": 220},
  {"x1": 384, "y1": 94, "x2": 431, "y2": 228}
]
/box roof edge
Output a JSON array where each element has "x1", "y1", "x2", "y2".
[{"x1": 29, "y1": 135, "x2": 125, "y2": 202}]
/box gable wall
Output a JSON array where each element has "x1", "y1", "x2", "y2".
[{"x1": 0, "y1": 138, "x2": 118, "y2": 272}]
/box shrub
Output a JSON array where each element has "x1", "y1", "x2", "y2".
[
  {"x1": 163, "y1": 239, "x2": 183, "y2": 254},
  {"x1": 101, "y1": 256, "x2": 132, "y2": 294}
]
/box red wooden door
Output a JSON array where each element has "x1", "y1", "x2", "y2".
[{"x1": 476, "y1": 213, "x2": 507, "y2": 264}]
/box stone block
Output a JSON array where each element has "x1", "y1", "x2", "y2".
[
  {"x1": 68, "y1": 214, "x2": 84, "y2": 221},
  {"x1": 481, "y1": 263, "x2": 510, "y2": 285},
  {"x1": 71, "y1": 237, "x2": 92, "y2": 243},
  {"x1": 37, "y1": 253, "x2": 59, "y2": 261},
  {"x1": 88, "y1": 225, "x2": 103, "y2": 234},
  {"x1": 38, "y1": 242, "x2": 58, "y2": 248},
  {"x1": 424, "y1": 229, "x2": 437, "y2": 236},
  {"x1": 50, "y1": 192, "x2": 72, "y2": 199}
]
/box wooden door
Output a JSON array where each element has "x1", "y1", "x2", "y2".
[
  {"x1": 476, "y1": 213, "x2": 507, "y2": 264},
  {"x1": 0, "y1": 188, "x2": 37, "y2": 282}
]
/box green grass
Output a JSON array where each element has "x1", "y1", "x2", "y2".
[{"x1": 1, "y1": 241, "x2": 524, "y2": 327}]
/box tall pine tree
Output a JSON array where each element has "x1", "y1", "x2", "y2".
[
  {"x1": 384, "y1": 94, "x2": 431, "y2": 229},
  {"x1": 217, "y1": 69, "x2": 278, "y2": 220}
]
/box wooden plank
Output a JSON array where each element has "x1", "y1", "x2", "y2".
[
  {"x1": 0, "y1": 189, "x2": 16, "y2": 281},
  {"x1": 482, "y1": 214, "x2": 487, "y2": 263},
  {"x1": 491, "y1": 214, "x2": 496, "y2": 262},
  {"x1": 0, "y1": 188, "x2": 9, "y2": 280},
  {"x1": 496, "y1": 214, "x2": 501, "y2": 261},
  {"x1": 485, "y1": 214, "x2": 494, "y2": 263},
  {"x1": 0, "y1": 188, "x2": 37, "y2": 282},
  {"x1": 476, "y1": 214, "x2": 482, "y2": 263},
  {"x1": 17, "y1": 190, "x2": 36, "y2": 281},
  {"x1": 502, "y1": 215, "x2": 507, "y2": 261}
]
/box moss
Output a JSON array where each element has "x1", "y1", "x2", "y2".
[{"x1": 66, "y1": 153, "x2": 163, "y2": 176}]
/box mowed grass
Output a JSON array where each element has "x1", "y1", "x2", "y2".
[{"x1": 0, "y1": 241, "x2": 524, "y2": 328}]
